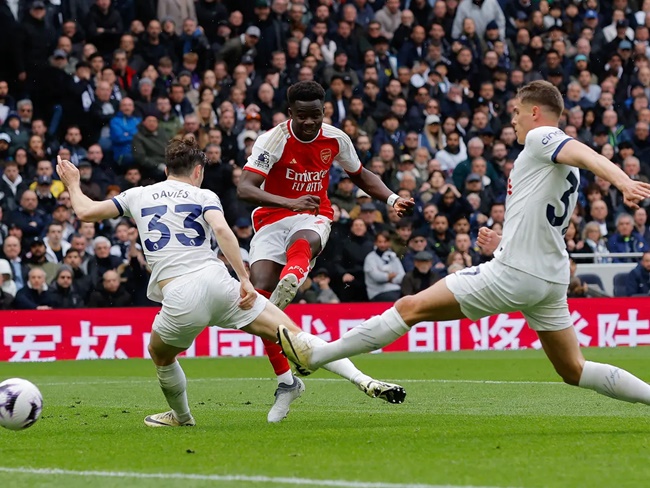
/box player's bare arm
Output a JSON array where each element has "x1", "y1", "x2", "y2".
[
  {"x1": 238, "y1": 170, "x2": 321, "y2": 213},
  {"x1": 555, "y1": 140, "x2": 650, "y2": 208},
  {"x1": 56, "y1": 156, "x2": 120, "y2": 221},
  {"x1": 204, "y1": 209, "x2": 257, "y2": 309},
  {"x1": 348, "y1": 168, "x2": 415, "y2": 217}
]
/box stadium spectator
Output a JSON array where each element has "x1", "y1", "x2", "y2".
[
  {"x1": 132, "y1": 113, "x2": 168, "y2": 180},
  {"x1": 2, "y1": 236, "x2": 28, "y2": 292},
  {"x1": 49, "y1": 265, "x2": 85, "y2": 308},
  {"x1": 87, "y1": 236, "x2": 123, "y2": 287},
  {"x1": 13, "y1": 267, "x2": 53, "y2": 310},
  {"x1": 87, "y1": 269, "x2": 132, "y2": 307},
  {"x1": 626, "y1": 252, "x2": 650, "y2": 296},
  {"x1": 607, "y1": 213, "x2": 649, "y2": 262},
  {"x1": 311, "y1": 268, "x2": 340, "y2": 304},
  {"x1": 110, "y1": 97, "x2": 141, "y2": 166},
  {"x1": 43, "y1": 223, "x2": 71, "y2": 264},
  {"x1": 400, "y1": 250, "x2": 439, "y2": 296},
  {"x1": 0, "y1": 265, "x2": 13, "y2": 309},
  {"x1": 0, "y1": 161, "x2": 29, "y2": 213},
  {"x1": 364, "y1": 231, "x2": 404, "y2": 302}
]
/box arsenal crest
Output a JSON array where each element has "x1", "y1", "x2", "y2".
[{"x1": 320, "y1": 148, "x2": 332, "y2": 164}]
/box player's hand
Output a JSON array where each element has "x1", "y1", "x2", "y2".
[
  {"x1": 621, "y1": 180, "x2": 650, "y2": 209},
  {"x1": 289, "y1": 195, "x2": 321, "y2": 213},
  {"x1": 127, "y1": 227, "x2": 139, "y2": 243},
  {"x1": 477, "y1": 227, "x2": 500, "y2": 255},
  {"x1": 238, "y1": 279, "x2": 257, "y2": 310},
  {"x1": 56, "y1": 156, "x2": 80, "y2": 188},
  {"x1": 394, "y1": 197, "x2": 415, "y2": 217}
]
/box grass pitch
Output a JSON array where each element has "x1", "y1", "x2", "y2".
[{"x1": 1, "y1": 348, "x2": 649, "y2": 488}]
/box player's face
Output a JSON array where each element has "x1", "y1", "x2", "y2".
[
  {"x1": 511, "y1": 99, "x2": 535, "y2": 144},
  {"x1": 289, "y1": 100, "x2": 324, "y2": 141}
]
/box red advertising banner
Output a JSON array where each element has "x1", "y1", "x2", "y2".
[{"x1": 0, "y1": 299, "x2": 649, "y2": 362}]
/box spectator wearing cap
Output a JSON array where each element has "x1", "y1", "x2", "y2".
[
  {"x1": 364, "y1": 230, "x2": 404, "y2": 302},
  {"x1": 310, "y1": 268, "x2": 340, "y2": 304},
  {"x1": 359, "y1": 202, "x2": 388, "y2": 238},
  {"x1": 13, "y1": 267, "x2": 54, "y2": 310},
  {"x1": 10, "y1": 190, "x2": 49, "y2": 245},
  {"x1": 349, "y1": 188, "x2": 386, "y2": 222},
  {"x1": 390, "y1": 218, "x2": 412, "y2": 259},
  {"x1": 216, "y1": 25, "x2": 260, "y2": 71},
  {"x1": 604, "y1": 13, "x2": 635, "y2": 46},
  {"x1": 34, "y1": 175, "x2": 57, "y2": 214},
  {"x1": 21, "y1": 1, "x2": 57, "y2": 74},
  {"x1": 233, "y1": 217, "x2": 253, "y2": 251},
  {"x1": 78, "y1": 160, "x2": 104, "y2": 201},
  {"x1": 2, "y1": 112, "x2": 28, "y2": 156},
  {"x1": 400, "y1": 250, "x2": 440, "y2": 296},
  {"x1": 110, "y1": 97, "x2": 141, "y2": 167},
  {"x1": 132, "y1": 112, "x2": 168, "y2": 181},
  {"x1": 48, "y1": 264, "x2": 84, "y2": 308},
  {"x1": 421, "y1": 114, "x2": 445, "y2": 155},
  {"x1": 25, "y1": 236, "x2": 60, "y2": 283},
  {"x1": 330, "y1": 174, "x2": 357, "y2": 213}
]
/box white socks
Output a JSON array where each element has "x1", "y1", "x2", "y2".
[
  {"x1": 579, "y1": 360, "x2": 650, "y2": 404},
  {"x1": 298, "y1": 333, "x2": 371, "y2": 386},
  {"x1": 310, "y1": 307, "x2": 411, "y2": 367},
  {"x1": 277, "y1": 370, "x2": 294, "y2": 386},
  {"x1": 156, "y1": 361, "x2": 191, "y2": 422}
]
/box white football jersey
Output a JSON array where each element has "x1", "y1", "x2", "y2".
[
  {"x1": 494, "y1": 126, "x2": 578, "y2": 285},
  {"x1": 112, "y1": 180, "x2": 225, "y2": 302}
]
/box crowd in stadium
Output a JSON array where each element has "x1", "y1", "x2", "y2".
[{"x1": 0, "y1": 0, "x2": 649, "y2": 310}]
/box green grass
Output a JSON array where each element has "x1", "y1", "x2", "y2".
[{"x1": 1, "y1": 348, "x2": 650, "y2": 488}]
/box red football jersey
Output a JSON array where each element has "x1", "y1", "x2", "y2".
[{"x1": 243, "y1": 121, "x2": 362, "y2": 230}]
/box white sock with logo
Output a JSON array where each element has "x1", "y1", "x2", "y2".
[
  {"x1": 156, "y1": 361, "x2": 192, "y2": 422},
  {"x1": 308, "y1": 307, "x2": 411, "y2": 367},
  {"x1": 579, "y1": 361, "x2": 650, "y2": 404}
]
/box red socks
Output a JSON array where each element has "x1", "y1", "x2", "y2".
[
  {"x1": 257, "y1": 288, "x2": 291, "y2": 376},
  {"x1": 280, "y1": 239, "x2": 312, "y2": 283}
]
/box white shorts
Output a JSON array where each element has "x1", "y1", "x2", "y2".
[
  {"x1": 152, "y1": 264, "x2": 267, "y2": 349},
  {"x1": 249, "y1": 214, "x2": 332, "y2": 266},
  {"x1": 445, "y1": 259, "x2": 571, "y2": 332}
]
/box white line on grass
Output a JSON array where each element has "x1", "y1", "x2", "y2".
[
  {"x1": 0, "y1": 467, "x2": 507, "y2": 488},
  {"x1": 37, "y1": 378, "x2": 562, "y2": 387}
]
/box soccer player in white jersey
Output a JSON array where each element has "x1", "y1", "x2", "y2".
[
  {"x1": 279, "y1": 81, "x2": 650, "y2": 408},
  {"x1": 238, "y1": 81, "x2": 414, "y2": 421},
  {"x1": 56, "y1": 138, "x2": 405, "y2": 427}
]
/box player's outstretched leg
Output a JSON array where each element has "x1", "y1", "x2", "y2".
[
  {"x1": 538, "y1": 328, "x2": 650, "y2": 405},
  {"x1": 270, "y1": 239, "x2": 312, "y2": 309},
  {"x1": 300, "y1": 333, "x2": 406, "y2": 404},
  {"x1": 144, "y1": 331, "x2": 195, "y2": 427},
  {"x1": 278, "y1": 279, "x2": 463, "y2": 370}
]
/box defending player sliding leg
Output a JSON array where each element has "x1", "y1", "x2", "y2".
[
  {"x1": 144, "y1": 332, "x2": 195, "y2": 427},
  {"x1": 278, "y1": 279, "x2": 462, "y2": 370},
  {"x1": 270, "y1": 239, "x2": 313, "y2": 309},
  {"x1": 538, "y1": 328, "x2": 650, "y2": 405}
]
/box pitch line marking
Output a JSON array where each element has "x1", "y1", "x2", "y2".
[
  {"x1": 0, "y1": 467, "x2": 510, "y2": 488},
  {"x1": 36, "y1": 378, "x2": 563, "y2": 387}
]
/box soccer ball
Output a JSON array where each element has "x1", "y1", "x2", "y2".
[{"x1": 0, "y1": 378, "x2": 43, "y2": 431}]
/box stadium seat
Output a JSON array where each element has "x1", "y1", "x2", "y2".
[
  {"x1": 577, "y1": 274, "x2": 605, "y2": 291},
  {"x1": 613, "y1": 273, "x2": 630, "y2": 297}
]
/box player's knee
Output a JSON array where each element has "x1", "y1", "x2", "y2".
[{"x1": 395, "y1": 295, "x2": 420, "y2": 325}]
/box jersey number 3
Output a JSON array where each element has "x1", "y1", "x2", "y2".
[
  {"x1": 141, "y1": 204, "x2": 206, "y2": 251},
  {"x1": 546, "y1": 172, "x2": 578, "y2": 231}
]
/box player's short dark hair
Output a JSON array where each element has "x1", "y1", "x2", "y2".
[
  {"x1": 165, "y1": 137, "x2": 207, "y2": 177},
  {"x1": 516, "y1": 81, "x2": 564, "y2": 118},
  {"x1": 287, "y1": 81, "x2": 325, "y2": 105}
]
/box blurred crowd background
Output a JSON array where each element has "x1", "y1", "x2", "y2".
[{"x1": 0, "y1": 0, "x2": 649, "y2": 311}]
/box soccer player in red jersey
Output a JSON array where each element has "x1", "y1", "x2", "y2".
[{"x1": 238, "y1": 81, "x2": 414, "y2": 422}]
